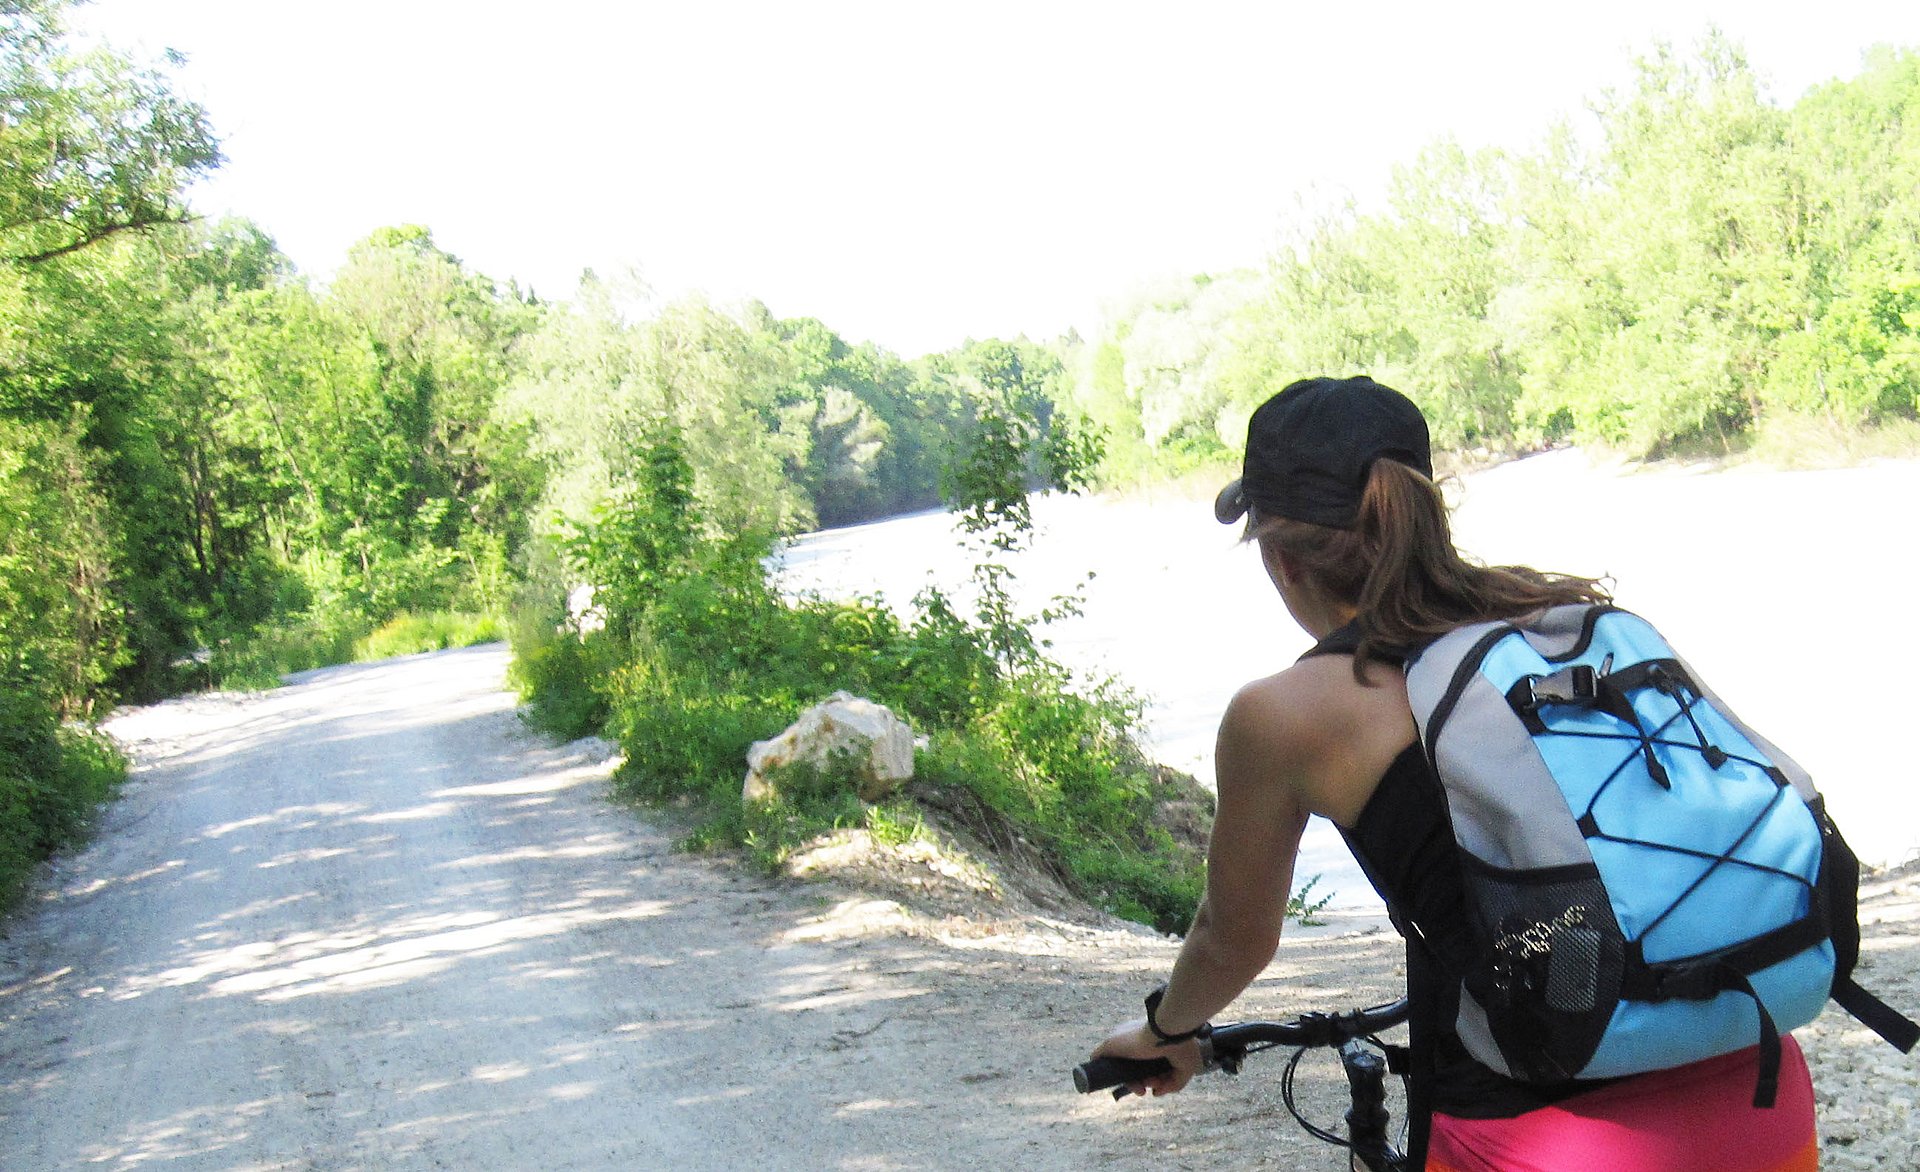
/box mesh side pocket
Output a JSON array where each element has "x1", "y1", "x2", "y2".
[
  {"x1": 1546, "y1": 927, "x2": 1605, "y2": 1013},
  {"x1": 1459, "y1": 857, "x2": 1625, "y2": 1082}
]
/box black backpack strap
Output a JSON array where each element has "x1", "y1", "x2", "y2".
[
  {"x1": 1833, "y1": 977, "x2": 1920, "y2": 1053},
  {"x1": 1620, "y1": 949, "x2": 1785, "y2": 1107},
  {"x1": 1811, "y1": 801, "x2": 1919, "y2": 1053},
  {"x1": 1815, "y1": 798, "x2": 1862, "y2": 982},
  {"x1": 1400, "y1": 935, "x2": 1440, "y2": 1172},
  {"x1": 1622, "y1": 915, "x2": 1919, "y2": 1105}
]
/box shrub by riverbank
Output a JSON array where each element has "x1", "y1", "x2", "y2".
[
  {"x1": 511, "y1": 558, "x2": 1211, "y2": 933},
  {"x1": 507, "y1": 401, "x2": 1213, "y2": 932}
]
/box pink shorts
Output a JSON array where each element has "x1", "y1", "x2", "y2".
[{"x1": 1427, "y1": 1035, "x2": 1818, "y2": 1172}]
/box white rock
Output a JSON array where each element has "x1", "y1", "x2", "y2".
[
  {"x1": 565, "y1": 583, "x2": 606, "y2": 635},
  {"x1": 743, "y1": 692, "x2": 916, "y2": 804}
]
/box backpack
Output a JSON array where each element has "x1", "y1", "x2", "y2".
[{"x1": 1401, "y1": 604, "x2": 1918, "y2": 1106}]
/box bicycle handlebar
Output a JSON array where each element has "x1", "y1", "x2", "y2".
[
  {"x1": 1075, "y1": 999, "x2": 1413, "y2": 1172},
  {"x1": 1075, "y1": 1053, "x2": 1172, "y2": 1094},
  {"x1": 1073, "y1": 999, "x2": 1411, "y2": 1097}
]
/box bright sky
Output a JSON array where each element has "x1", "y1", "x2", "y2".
[{"x1": 73, "y1": 1, "x2": 1920, "y2": 358}]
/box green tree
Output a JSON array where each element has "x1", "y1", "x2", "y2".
[
  {"x1": 1508, "y1": 34, "x2": 1799, "y2": 452},
  {"x1": 0, "y1": 410, "x2": 127, "y2": 907},
  {"x1": 1226, "y1": 196, "x2": 1407, "y2": 440},
  {"x1": 506, "y1": 288, "x2": 832, "y2": 545},
  {"x1": 0, "y1": 413, "x2": 122, "y2": 718},
  {"x1": 1766, "y1": 47, "x2": 1920, "y2": 422},
  {"x1": 0, "y1": 229, "x2": 228, "y2": 688},
  {"x1": 0, "y1": 3, "x2": 234, "y2": 692},
  {"x1": 1, "y1": 0, "x2": 220, "y2": 265},
  {"x1": 1077, "y1": 273, "x2": 1263, "y2": 470},
  {"x1": 1376, "y1": 142, "x2": 1525, "y2": 447},
  {"x1": 319, "y1": 225, "x2": 540, "y2": 611},
  {"x1": 643, "y1": 298, "x2": 808, "y2": 536},
  {"x1": 750, "y1": 311, "x2": 965, "y2": 526},
  {"x1": 940, "y1": 338, "x2": 1103, "y2": 667},
  {"x1": 566, "y1": 420, "x2": 699, "y2": 643}
]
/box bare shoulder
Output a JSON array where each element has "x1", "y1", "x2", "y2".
[
  {"x1": 1224, "y1": 654, "x2": 1408, "y2": 737},
  {"x1": 1219, "y1": 654, "x2": 1416, "y2": 824}
]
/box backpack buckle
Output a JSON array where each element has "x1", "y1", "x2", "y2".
[
  {"x1": 1540, "y1": 665, "x2": 1599, "y2": 703},
  {"x1": 1631, "y1": 961, "x2": 1723, "y2": 1003},
  {"x1": 1507, "y1": 666, "x2": 1602, "y2": 732}
]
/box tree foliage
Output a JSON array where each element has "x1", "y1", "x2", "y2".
[
  {"x1": 1076, "y1": 34, "x2": 1920, "y2": 463},
  {"x1": 1, "y1": 1, "x2": 220, "y2": 265}
]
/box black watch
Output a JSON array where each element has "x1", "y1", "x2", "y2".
[{"x1": 1144, "y1": 983, "x2": 1207, "y2": 1044}]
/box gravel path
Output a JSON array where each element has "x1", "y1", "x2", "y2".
[{"x1": 0, "y1": 646, "x2": 1402, "y2": 1170}]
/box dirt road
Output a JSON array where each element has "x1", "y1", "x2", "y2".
[
  {"x1": 3, "y1": 643, "x2": 1914, "y2": 1170},
  {"x1": 0, "y1": 645, "x2": 1404, "y2": 1170}
]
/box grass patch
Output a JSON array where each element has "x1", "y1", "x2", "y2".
[
  {"x1": 354, "y1": 611, "x2": 503, "y2": 660},
  {"x1": 202, "y1": 609, "x2": 504, "y2": 692},
  {"x1": 202, "y1": 613, "x2": 366, "y2": 690}
]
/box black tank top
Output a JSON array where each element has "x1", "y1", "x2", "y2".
[{"x1": 1302, "y1": 624, "x2": 1609, "y2": 1123}]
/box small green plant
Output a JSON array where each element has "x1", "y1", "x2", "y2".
[
  {"x1": 864, "y1": 802, "x2": 927, "y2": 848},
  {"x1": 730, "y1": 753, "x2": 869, "y2": 872},
  {"x1": 1286, "y1": 873, "x2": 1335, "y2": 927},
  {"x1": 737, "y1": 796, "x2": 818, "y2": 873},
  {"x1": 942, "y1": 342, "x2": 1105, "y2": 672}
]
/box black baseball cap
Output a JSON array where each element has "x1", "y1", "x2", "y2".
[{"x1": 1213, "y1": 376, "x2": 1432, "y2": 529}]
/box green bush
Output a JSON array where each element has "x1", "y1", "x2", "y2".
[
  {"x1": 498, "y1": 558, "x2": 1211, "y2": 931},
  {"x1": 507, "y1": 622, "x2": 617, "y2": 742},
  {"x1": 0, "y1": 702, "x2": 126, "y2": 910},
  {"x1": 554, "y1": 573, "x2": 1209, "y2": 932},
  {"x1": 607, "y1": 663, "x2": 785, "y2": 807}
]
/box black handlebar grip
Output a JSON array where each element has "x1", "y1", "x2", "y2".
[{"x1": 1073, "y1": 1055, "x2": 1173, "y2": 1094}]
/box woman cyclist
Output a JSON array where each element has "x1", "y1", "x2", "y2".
[{"x1": 1090, "y1": 376, "x2": 1819, "y2": 1172}]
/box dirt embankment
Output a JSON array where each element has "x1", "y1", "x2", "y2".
[{"x1": 2, "y1": 643, "x2": 1916, "y2": 1171}]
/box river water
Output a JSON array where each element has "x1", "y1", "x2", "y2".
[{"x1": 773, "y1": 450, "x2": 1920, "y2": 912}]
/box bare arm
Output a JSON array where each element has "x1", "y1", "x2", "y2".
[{"x1": 1090, "y1": 676, "x2": 1313, "y2": 1092}]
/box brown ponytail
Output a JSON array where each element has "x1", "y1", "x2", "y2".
[{"x1": 1248, "y1": 460, "x2": 1611, "y2": 677}]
